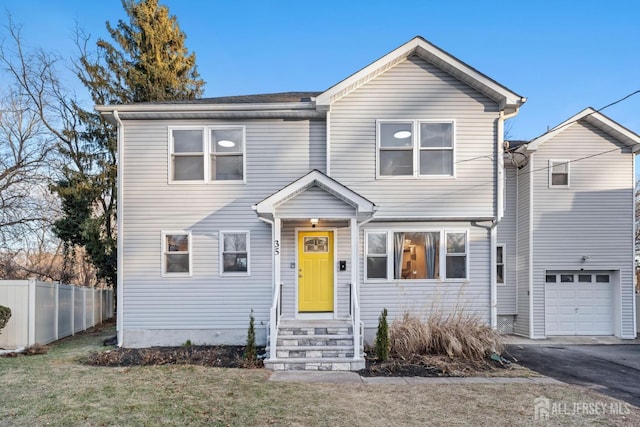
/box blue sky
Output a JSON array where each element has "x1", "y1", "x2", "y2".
[{"x1": 1, "y1": 0, "x2": 639, "y2": 140}]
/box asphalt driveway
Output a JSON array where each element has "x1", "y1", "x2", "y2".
[{"x1": 507, "y1": 343, "x2": 640, "y2": 407}]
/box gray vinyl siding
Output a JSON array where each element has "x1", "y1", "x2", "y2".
[
  {"x1": 514, "y1": 162, "x2": 531, "y2": 337},
  {"x1": 497, "y1": 164, "x2": 518, "y2": 315},
  {"x1": 120, "y1": 118, "x2": 326, "y2": 345},
  {"x1": 276, "y1": 186, "x2": 355, "y2": 217},
  {"x1": 329, "y1": 56, "x2": 499, "y2": 219},
  {"x1": 530, "y1": 121, "x2": 635, "y2": 337},
  {"x1": 359, "y1": 221, "x2": 491, "y2": 337}
]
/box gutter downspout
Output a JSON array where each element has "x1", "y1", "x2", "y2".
[
  {"x1": 490, "y1": 109, "x2": 519, "y2": 330},
  {"x1": 113, "y1": 110, "x2": 124, "y2": 347}
]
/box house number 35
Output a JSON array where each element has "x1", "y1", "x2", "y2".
[{"x1": 274, "y1": 240, "x2": 280, "y2": 255}]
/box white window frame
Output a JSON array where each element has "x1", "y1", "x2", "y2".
[
  {"x1": 549, "y1": 159, "x2": 570, "y2": 188},
  {"x1": 496, "y1": 244, "x2": 505, "y2": 285},
  {"x1": 365, "y1": 231, "x2": 390, "y2": 281},
  {"x1": 168, "y1": 126, "x2": 246, "y2": 184},
  {"x1": 376, "y1": 119, "x2": 456, "y2": 179},
  {"x1": 219, "y1": 230, "x2": 250, "y2": 276},
  {"x1": 161, "y1": 230, "x2": 192, "y2": 277},
  {"x1": 445, "y1": 231, "x2": 468, "y2": 280},
  {"x1": 363, "y1": 228, "x2": 468, "y2": 282}
]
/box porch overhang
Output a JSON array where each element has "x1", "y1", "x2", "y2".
[{"x1": 252, "y1": 169, "x2": 377, "y2": 221}]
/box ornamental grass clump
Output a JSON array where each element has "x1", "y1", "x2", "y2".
[{"x1": 390, "y1": 310, "x2": 503, "y2": 361}]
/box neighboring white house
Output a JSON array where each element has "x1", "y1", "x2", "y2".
[{"x1": 96, "y1": 36, "x2": 638, "y2": 371}]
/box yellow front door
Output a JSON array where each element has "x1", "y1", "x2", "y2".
[{"x1": 298, "y1": 231, "x2": 334, "y2": 312}]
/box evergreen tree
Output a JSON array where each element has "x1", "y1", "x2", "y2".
[
  {"x1": 375, "y1": 308, "x2": 390, "y2": 361},
  {"x1": 244, "y1": 310, "x2": 257, "y2": 363},
  {"x1": 52, "y1": 0, "x2": 205, "y2": 286}
]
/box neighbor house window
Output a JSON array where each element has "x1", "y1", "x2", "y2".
[
  {"x1": 496, "y1": 245, "x2": 505, "y2": 284},
  {"x1": 220, "y1": 231, "x2": 249, "y2": 274},
  {"x1": 366, "y1": 232, "x2": 388, "y2": 279},
  {"x1": 549, "y1": 160, "x2": 569, "y2": 187},
  {"x1": 162, "y1": 232, "x2": 191, "y2": 275},
  {"x1": 377, "y1": 120, "x2": 454, "y2": 178},
  {"x1": 365, "y1": 230, "x2": 467, "y2": 280},
  {"x1": 169, "y1": 126, "x2": 245, "y2": 183},
  {"x1": 171, "y1": 129, "x2": 204, "y2": 181}
]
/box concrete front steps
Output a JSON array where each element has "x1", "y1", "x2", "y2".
[{"x1": 264, "y1": 319, "x2": 365, "y2": 371}]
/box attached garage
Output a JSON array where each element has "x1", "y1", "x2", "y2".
[{"x1": 545, "y1": 271, "x2": 614, "y2": 336}]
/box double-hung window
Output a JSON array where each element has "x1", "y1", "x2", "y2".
[
  {"x1": 220, "y1": 231, "x2": 249, "y2": 275},
  {"x1": 378, "y1": 120, "x2": 454, "y2": 177},
  {"x1": 170, "y1": 127, "x2": 245, "y2": 182},
  {"x1": 496, "y1": 245, "x2": 505, "y2": 284},
  {"x1": 171, "y1": 129, "x2": 205, "y2": 181},
  {"x1": 549, "y1": 160, "x2": 569, "y2": 187},
  {"x1": 365, "y1": 230, "x2": 467, "y2": 280},
  {"x1": 162, "y1": 232, "x2": 191, "y2": 276}
]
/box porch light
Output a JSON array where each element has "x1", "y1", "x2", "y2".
[
  {"x1": 310, "y1": 218, "x2": 319, "y2": 228},
  {"x1": 393, "y1": 130, "x2": 412, "y2": 139},
  {"x1": 217, "y1": 140, "x2": 235, "y2": 148}
]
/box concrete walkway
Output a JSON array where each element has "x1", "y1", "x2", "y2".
[{"x1": 269, "y1": 371, "x2": 561, "y2": 385}]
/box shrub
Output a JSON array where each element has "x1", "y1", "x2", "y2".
[
  {"x1": 375, "y1": 308, "x2": 390, "y2": 361},
  {"x1": 243, "y1": 309, "x2": 257, "y2": 362},
  {"x1": 390, "y1": 310, "x2": 503, "y2": 361},
  {"x1": 0, "y1": 306, "x2": 11, "y2": 335}
]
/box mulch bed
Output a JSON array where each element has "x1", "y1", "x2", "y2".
[
  {"x1": 86, "y1": 343, "x2": 508, "y2": 377},
  {"x1": 85, "y1": 345, "x2": 265, "y2": 368}
]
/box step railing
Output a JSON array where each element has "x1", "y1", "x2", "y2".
[
  {"x1": 268, "y1": 283, "x2": 282, "y2": 361},
  {"x1": 350, "y1": 282, "x2": 360, "y2": 359}
]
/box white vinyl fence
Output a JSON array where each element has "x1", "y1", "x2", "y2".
[{"x1": 0, "y1": 280, "x2": 114, "y2": 348}]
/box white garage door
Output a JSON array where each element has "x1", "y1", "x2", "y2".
[{"x1": 545, "y1": 271, "x2": 613, "y2": 335}]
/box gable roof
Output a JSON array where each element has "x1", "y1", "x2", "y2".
[
  {"x1": 252, "y1": 170, "x2": 377, "y2": 219},
  {"x1": 315, "y1": 36, "x2": 526, "y2": 114},
  {"x1": 526, "y1": 107, "x2": 640, "y2": 152}
]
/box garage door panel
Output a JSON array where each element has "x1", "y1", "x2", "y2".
[{"x1": 545, "y1": 271, "x2": 613, "y2": 336}]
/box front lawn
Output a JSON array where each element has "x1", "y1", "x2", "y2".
[{"x1": 0, "y1": 324, "x2": 638, "y2": 426}]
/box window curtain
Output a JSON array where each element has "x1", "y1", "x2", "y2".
[
  {"x1": 425, "y1": 232, "x2": 438, "y2": 279},
  {"x1": 394, "y1": 232, "x2": 405, "y2": 279}
]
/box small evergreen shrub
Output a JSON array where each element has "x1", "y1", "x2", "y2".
[
  {"x1": 375, "y1": 308, "x2": 390, "y2": 361},
  {"x1": 0, "y1": 306, "x2": 11, "y2": 335},
  {"x1": 243, "y1": 309, "x2": 257, "y2": 363}
]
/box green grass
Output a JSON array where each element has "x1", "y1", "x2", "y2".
[{"x1": 1, "y1": 324, "x2": 638, "y2": 426}]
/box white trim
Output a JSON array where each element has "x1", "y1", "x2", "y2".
[
  {"x1": 294, "y1": 228, "x2": 337, "y2": 318},
  {"x1": 161, "y1": 231, "x2": 193, "y2": 277},
  {"x1": 168, "y1": 125, "x2": 247, "y2": 184},
  {"x1": 528, "y1": 156, "x2": 536, "y2": 338},
  {"x1": 548, "y1": 159, "x2": 570, "y2": 188},
  {"x1": 254, "y1": 170, "x2": 376, "y2": 216},
  {"x1": 633, "y1": 155, "x2": 637, "y2": 337},
  {"x1": 364, "y1": 230, "x2": 390, "y2": 282},
  {"x1": 315, "y1": 36, "x2": 525, "y2": 111},
  {"x1": 490, "y1": 228, "x2": 497, "y2": 329},
  {"x1": 113, "y1": 110, "x2": 124, "y2": 346},
  {"x1": 528, "y1": 107, "x2": 640, "y2": 152},
  {"x1": 326, "y1": 110, "x2": 331, "y2": 176},
  {"x1": 219, "y1": 230, "x2": 251, "y2": 276},
  {"x1": 444, "y1": 230, "x2": 468, "y2": 280},
  {"x1": 376, "y1": 119, "x2": 456, "y2": 179}
]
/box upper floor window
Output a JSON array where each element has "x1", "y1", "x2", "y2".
[
  {"x1": 170, "y1": 126, "x2": 245, "y2": 183},
  {"x1": 377, "y1": 120, "x2": 454, "y2": 178},
  {"x1": 549, "y1": 160, "x2": 569, "y2": 188}
]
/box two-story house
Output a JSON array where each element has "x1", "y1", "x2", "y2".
[{"x1": 97, "y1": 36, "x2": 638, "y2": 371}]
